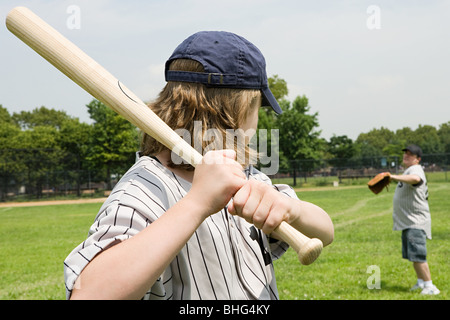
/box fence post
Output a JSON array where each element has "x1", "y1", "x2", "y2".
[{"x1": 292, "y1": 160, "x2": 297, "y2": 186}]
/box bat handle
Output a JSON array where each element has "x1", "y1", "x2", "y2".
[{"x1": 274, "y1": 221, "x2": 323, "y2": 265}]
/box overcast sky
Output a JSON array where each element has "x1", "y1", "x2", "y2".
[{"x1": 1, "y1": 0, "x2": 449, "y2": 140}]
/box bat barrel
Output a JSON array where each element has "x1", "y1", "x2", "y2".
[{"x1": 5, "y1": 6, "x2": 202, "y2": 167}]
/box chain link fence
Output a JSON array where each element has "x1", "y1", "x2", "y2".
[
  {"x1": 0, "y1": 148, "x2": 124, "y2": 202},
  {"x1": 1, "y1": 149, "x2": 448, "y2": 201},
  {"x1": 268, "y1": 153, "x2": 450, "y2": 187}
]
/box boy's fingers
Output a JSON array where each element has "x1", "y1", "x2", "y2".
[
  {"x1": 228, "y1": 181, "x2": 251, "y2": 216},
  {"x1": 252, "y1": 195, "x2": 272, "y2": 230},
  {"x1": 240, "y1": 183, "x2": 263, "y2": 221},
  {"x1": 222, "y1": 149, "x2": 237, "y2": 160}
]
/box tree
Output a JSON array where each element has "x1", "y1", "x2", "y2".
[
  {"x1": 85, "y1": 100, "x2": 139, "y2": 189},
  {"x1": 11, "y1": 106, "x2": 94, "y2": 197},
  {"x1": 258, "y1": 75, "x2": 289, "y2": 130},
  {"x1": 257, "y1": 76, "x2": 289, "y2": 172},
  {"x1": 438, "y1": 121, "x2": 450, "y2": 153},
  {"x1": 12, "y1": 106, "x2": 71, "y2": 130},
  {"x1": 276, "y1": 95, "x2": 324, "y2": 171},
  {"x1": 355, "y1": 127, "x2": 395, "y2": 158},
  {"x1": 57, "y1": 117, "x2": 92, "y2": 196},
  {"x1": 352, "y1": 123, "x2": 450, "y2": 171},
  {"x1": 0, "y1": 105, "x2": 15, "y2": 124},
  {"x1": 268, "y1": 75, "x2": 288, "y2": 101},
  {"x1": 327, "y1": 135, "x2": 355, "y2": 159},
  {"x1": 396, "y1": 127, "x2": 415, "y2": 144},
  {"x1": 256, "y1": 76, "x2": 325, "y2": 175},
  {"x1": 327, "y1": 135, "x2": 355, "y2": 168},
  {"x1": 414, "y1": 125, "x2": 444, "y2": 154},
  {"x1": 0, "y1": 106, "x2": 21, "y2": 200},
  {"x1": 14, "y1": 126, "x2": 64, "y2": 198}
]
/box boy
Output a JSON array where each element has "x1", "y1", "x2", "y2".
[
  {"x1": 390, "y1": 144, "x2": 440, "y2": 295},
  {"x1": 64, "y1": 31, "x2": 334, "y2": 300}
]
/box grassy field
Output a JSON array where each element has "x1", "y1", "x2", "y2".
[
  {"x1": 275, "y1": 182, "x2": 449, "y2": 300},
  {"x1": 0, "y1": 183, "x2": 448, "y2": 300},
  {"x1": 0, "y1": 202, "x2": 103, "y2": 300}
]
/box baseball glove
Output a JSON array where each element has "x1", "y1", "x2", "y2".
[{"x1": 368, "y1": 172, "x2": 391, "y2": 194}]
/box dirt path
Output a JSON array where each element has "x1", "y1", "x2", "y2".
[
  {"x1": 0, "y1": 197, "x2": 107, "y2": 208},
  {"x1": 293, "y1": 185, "x2": 366, "y2": 192},
  {"x1": 0, "y1": 185, "x2": 368, "y2": 208}
]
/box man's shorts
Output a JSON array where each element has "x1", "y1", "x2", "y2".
[{"x1": 402, "y1": 228, "x2": 427, "y2": 262}]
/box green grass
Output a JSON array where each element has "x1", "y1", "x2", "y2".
[
  {"x1": 271, "y1": 171, "x2": 449, "y2": 188},
  {"x1": 0, "y1": 203, "x2": 102, "y2": 300},
  {"x1": 274, "y1": 183, "x2": 449, "y2": 300},
  {"x1": 0, "y1": 183, "x2": 448, "y2": 300}
]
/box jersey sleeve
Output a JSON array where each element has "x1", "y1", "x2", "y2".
[
  {"x1": 406, "y1": 165, "x2": 426, "y2": 185},
  {"x1": 63, "y1": 160, "x2": 170, "y2": 299},
  {"x1": 63, "y1": 204, "x2": 151, "y2": 299}
]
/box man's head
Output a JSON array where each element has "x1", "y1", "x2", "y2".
[{"x1": 402, "y1": 144, "x2": 422, "y2": 167}]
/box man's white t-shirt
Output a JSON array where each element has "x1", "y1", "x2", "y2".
[{"x1": 393, "y1": 164, "x2": 431, "y2": 239}]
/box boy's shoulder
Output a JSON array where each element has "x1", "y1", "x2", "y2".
[
  {"x1": 122, "y1": 155, "x2": 170, "y2": 191},
  {"x1": 98, "y1": 156, "x2": 186, "y2": 217}
]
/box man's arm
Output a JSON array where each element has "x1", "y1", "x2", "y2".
[{"x1": 390, "y1": 173, "x2": 422, "y2": 185}]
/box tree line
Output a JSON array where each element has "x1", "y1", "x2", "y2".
[
  {"x1": 262, "y1": 76, "x2": 450, "y2": 170},
  {"x1": 1, "y1": 76, "x2": 449, "y2": 198},
  {"x1": 0, "y1": 100, "x2": 138, "y2": 198}
]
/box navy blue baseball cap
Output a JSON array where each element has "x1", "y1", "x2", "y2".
[
  {"x1": 165, "y1": 31, "x2": 282, "y2": 114},
  {"x1": 402, "y1": 144, "x2": 423, "y2": 158}
]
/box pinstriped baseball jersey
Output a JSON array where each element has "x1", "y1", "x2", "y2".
[
  {"x1": 393, "y1": 164, "x2": 431, "y2": 239},
  {"x1": 64, "y1": 155, "x2": 294, "y2": 300}
]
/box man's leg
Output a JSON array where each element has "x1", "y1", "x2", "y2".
[{"x1": 413, "y1": 261, "x2": 431, "y2": 281}]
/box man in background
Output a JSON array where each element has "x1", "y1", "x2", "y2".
[{"x1": 390, "y1": 144, "x2": 440, "y2": 295}]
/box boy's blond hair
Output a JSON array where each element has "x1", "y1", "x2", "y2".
[{"x1": 140, "y1": 59, "x2": 261, "y2": 170}]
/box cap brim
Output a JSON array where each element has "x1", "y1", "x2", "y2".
[{"x1": 262, "y1": 87, "x2": 282, "y2": 114}]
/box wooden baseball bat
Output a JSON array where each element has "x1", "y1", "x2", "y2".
[{"x1": 6, "y1": 6, "x2": 323, "y2": 265}]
